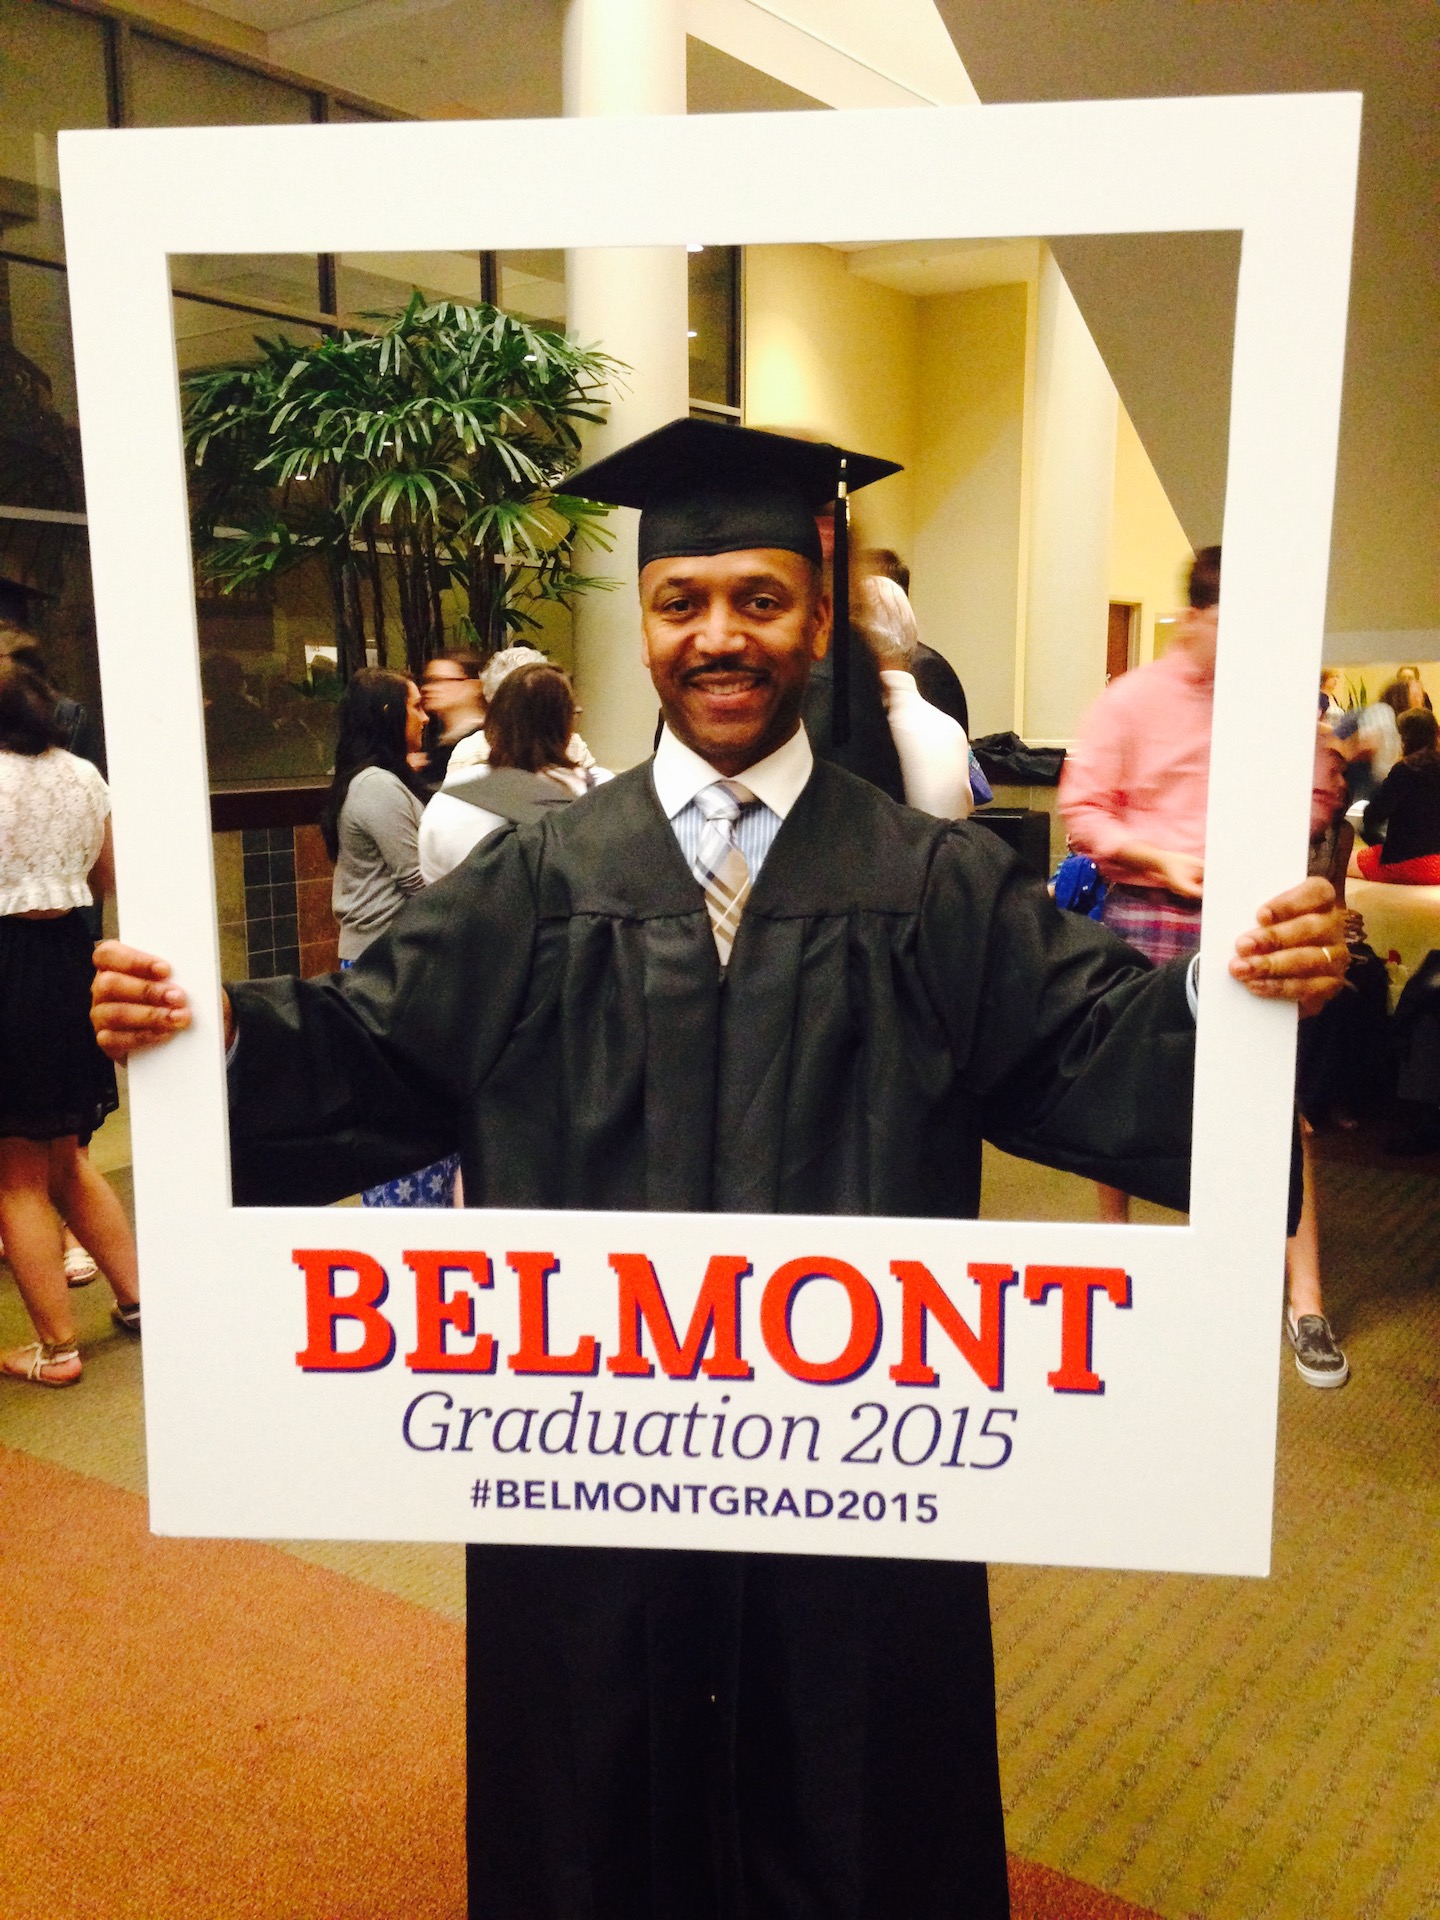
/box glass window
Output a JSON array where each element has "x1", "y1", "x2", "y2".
[
  {"x1": 199, "y1": 558, "x2": 342, "y2": 787},
  {"x1": 688, "y1": 244, "x2": 738, "y2": 409},
  {"x1": 172, "y1": 294, "x2": 323, "y2": 375},
  {"x1": 499, "y1": 250, "x2": 565, "y2": 325},
  {"x1": 336, "y1": 252, "x2": 483, "y2": 323},
  {"x1": 171, "y1": 252, "x2": 321, "y2": 318},
  {"x1": 131, "y1": 35, "x2": 313, "y2": 129},
  {"x1": 173, "y1": 298, "x2": 340, "y2": 783},
  {"x1": 0, "y1": 0, "x2": 111, "y2": 265},
  {"x1": 0, "y1": 257, "x2": 83, "y2": 513}
]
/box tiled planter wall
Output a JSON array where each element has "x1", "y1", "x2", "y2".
[{"x1": 212, "y1": 824, "x2": 340, "y2": 983}]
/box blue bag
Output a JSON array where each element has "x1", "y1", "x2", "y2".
[{"x1": 1052, "y1": 851, "x2": 1107, "y2": 920}]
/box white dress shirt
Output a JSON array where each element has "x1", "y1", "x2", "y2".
[{"x1": 652, "y1": 723, "x2": 813, "y2": 883}]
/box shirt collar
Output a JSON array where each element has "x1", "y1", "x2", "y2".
[{"x1": 651, "y1": 722, "x2": 814, "y2": 821}]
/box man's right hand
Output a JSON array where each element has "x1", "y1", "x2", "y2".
[{"x1": 91, "y1": 941, "x2": 227, "y2": 1060}]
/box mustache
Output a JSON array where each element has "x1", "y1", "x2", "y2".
[{"x1": 680, "y1": 661, "x2": 771, "y2": 684}]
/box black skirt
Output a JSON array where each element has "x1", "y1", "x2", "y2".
[{"x1": 0, "y1": 911, "x2": 118, "y2": 1143}]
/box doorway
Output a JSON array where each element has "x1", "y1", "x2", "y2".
[{"x1": 1107, "y1": 601, "x2": 1139, "y2": 682}]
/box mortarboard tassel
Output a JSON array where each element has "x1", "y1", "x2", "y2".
[{"x1": 832, "y1": 456, "x2": 851, "y2": 748}]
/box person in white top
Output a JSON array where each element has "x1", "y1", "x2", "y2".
[
  {"x1": 421, "y1": 661, "x2": 613, "y2": 883},
  {"x1": 0, "y1": 660, "x2": 141, "y2": 1386},
  {"x1": 440, "y1": 643, "x2": 601, "y2": 790},
  {"x1": 851, "y1": 572, "x2": 972, "y2": 821}
]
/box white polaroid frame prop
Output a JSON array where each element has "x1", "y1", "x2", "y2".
[{"x1": 60, "y1": 96, "x2": 1358, "y2": 1573}]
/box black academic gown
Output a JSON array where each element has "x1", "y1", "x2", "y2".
[
  {"x1": 228, "y1": 758, "x2": 1196, "y2": 1920},
  {"x1": 801, "y1": 633, "x2": 906, "y2": 803}
]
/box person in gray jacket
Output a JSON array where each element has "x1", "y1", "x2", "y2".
[
  {"x1": 320, "y1": 668, "x2": 457, "y2": 1206},
  {"x1": 321, "y1": 668, "x2": 429, "y2": 963}
]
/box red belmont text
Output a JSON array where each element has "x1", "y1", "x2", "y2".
[{"x1": 293, "y1": 1250, "x2": 1132, "y2": 1396}]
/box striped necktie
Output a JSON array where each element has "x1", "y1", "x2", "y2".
[{"x1": 692, "y1": 779, "x2": 756, "y2": 965}]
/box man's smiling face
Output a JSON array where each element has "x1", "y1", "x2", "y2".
[{"x1": 639, "y1": 548, "x2": 832, "y2": 775}]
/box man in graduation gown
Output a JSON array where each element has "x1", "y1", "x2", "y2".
[{"x1": 94, "y1": 421, "x2": 1347, "y2": 1920}]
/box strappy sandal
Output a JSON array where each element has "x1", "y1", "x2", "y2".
[
  {"x1": 2, "y1": 1341, "x2": 82, "y2": 1387},
  {"x1": 111, "y1": 1302, "x2": 141, "y2": 1336},
  {"x1": 64, "y1": 1246, "x2": 100, "y2": 1287}
]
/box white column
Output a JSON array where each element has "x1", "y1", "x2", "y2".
[{"x1": 564, "y1": 0, "x2": 690, "y2": 770}]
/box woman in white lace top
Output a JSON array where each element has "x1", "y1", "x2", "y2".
[{"x1": 0, "y1": 660, "x2": 141, "y2": 1386}]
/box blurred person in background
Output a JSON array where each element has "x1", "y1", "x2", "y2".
[
  {"x1": 1394, "y1": 664, "x2": 1432, "y2": 712},
  {"x1": 1319, "y1": 667, "x2": 1346, "y2": 719},
  {"x1": 1060, "y1": 546, "x2": 1219, "y2": 1225},
  {"x1": 420, "y1": 647, "x2": 487, "y2": 786},
  {"x1": 420, "y1": 662, "x2": 611, "y2": 883},
  {"x1": 851, "y1": 571, "x2": 972, "y2": 821},
  {"x1": 1061, "y1": 547, "x2": 1348, "y2": 1384},
  {"x1": 0, "y1": 658, "x2": 140, "y2": 1385},
  {"x1": 860, "y1": 546, "x2": 970, "y2": 736},
  {"x1": 443, "y1": 645, "x2": 601, "y2": 788},
  {"x1": 1358, "y1": 706, "x2": 1440, "y2": 884},
  {"x1": 1332, "y1": 689, "x2": 1401, "y2": 810}
]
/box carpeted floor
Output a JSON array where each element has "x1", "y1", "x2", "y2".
[
  {"x1": 987, "y1": 1132, "x2": 1440, "y2": 1920},
  {"x1": 1, "y1": 1109, "x2": 1436, "y2": 1918},
  {"x1": 0, "y1": 1448, "x2": 467, "y2": 1920}
]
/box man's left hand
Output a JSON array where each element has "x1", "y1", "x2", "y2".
[{"x1": 1229, "y1": 877, "x2": 1348, "y2": 1017}]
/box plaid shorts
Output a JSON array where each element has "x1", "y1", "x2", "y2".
[{"x1": 1101, "y1": 883, "x2": 1203, "y2": 967}]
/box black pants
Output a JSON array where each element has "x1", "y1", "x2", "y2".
[{"x1": 466, "y1": 1545, "x2": 1010, "y2": 1920}]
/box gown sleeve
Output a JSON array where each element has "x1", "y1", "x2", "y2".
[
  {"x1": 226, "y1": 826, "x2": 540, "y2": 1205},
  {"x1": 918, "y1": 824, "x2": 1197, "y2": 1210}
]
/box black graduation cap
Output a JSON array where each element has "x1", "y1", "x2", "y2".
[{"x1": 566, "y1": 418, "x2": 902, "y2": 745}]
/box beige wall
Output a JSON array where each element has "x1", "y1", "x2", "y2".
[
  {"x1": 744, "y1": 244, "x2": 917, "y2": 556},
  {"x1": 742, "y1": 243, "x2": 1199, "y2": 748},
  {"x1": 1109, "y1": 404, "x2": 1195, "y2": 667},
  {"x1": 909, "y1": 282, "x2": 1029, "y2": 739},
  {"x1": 1023, "y1": 249, "x2": 1117, "y2": 743}
]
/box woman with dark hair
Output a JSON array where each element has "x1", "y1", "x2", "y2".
[
  {"x1": 321, "y1": 668, "x2": 456, "y2": 1207},
  {"x1": 419, "y1": 663, "x2": 611, "y2": 882},
  {"x1": 0, "y1": 627, "x2": 107, "y2": 1284},
  {"x1": 1358, "y1": 706, "x2": 1440, "y2": 884},
  {"x1": 0, "y1": 660, "x2": 141, "y2": 1385},
  {"x1": 321, "y1": 668, "x2": 429, "y2": 963}
]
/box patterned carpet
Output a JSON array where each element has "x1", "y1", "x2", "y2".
[{"x1": 0, "y1": 1119, "x2": 1435, "y2": 1918}]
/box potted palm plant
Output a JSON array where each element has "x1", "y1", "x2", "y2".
[{"x1": 183, "y1": 293, "x2": 625, "y2": 679}]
